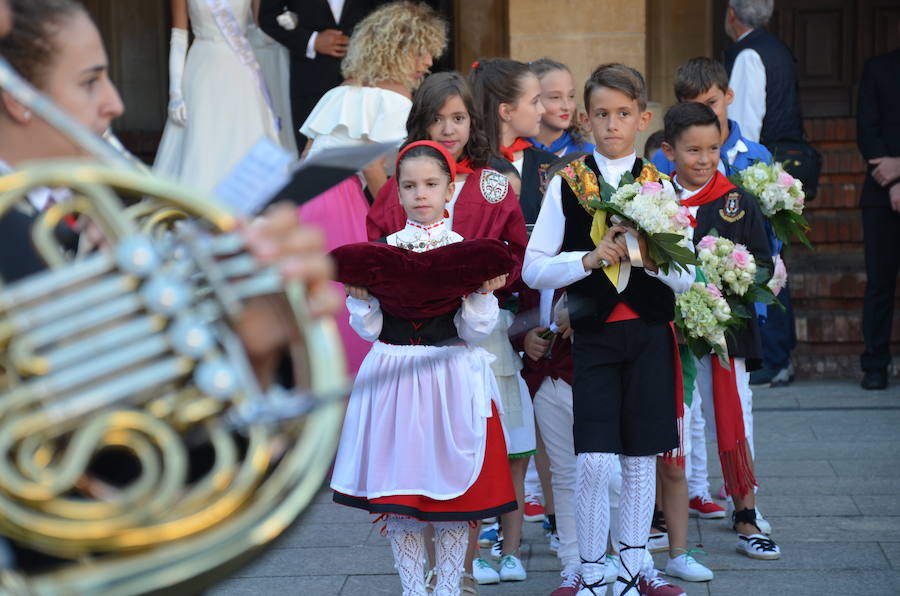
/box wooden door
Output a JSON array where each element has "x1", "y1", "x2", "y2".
[{"x1": 84, "y1": 0, "x2": 170, "y2": 161}]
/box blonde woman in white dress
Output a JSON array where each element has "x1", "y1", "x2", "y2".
[
  {"x1": 299, "y1": 2, "x2": 446, "y2": 377},
  {"x1": 154, "y1": 0, "x2": 280, "y2": 193}
]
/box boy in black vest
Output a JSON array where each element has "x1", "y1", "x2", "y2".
[
  {"x1": 660, "y1": 101, "x2": 781, "y2": 560},
  {"x1": 524, "y1": 63, "x2": 693, "y2": 596}
]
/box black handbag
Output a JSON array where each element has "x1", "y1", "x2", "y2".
[{"x1": 767, "y1": 140, "x2": 823, "y2": 200}]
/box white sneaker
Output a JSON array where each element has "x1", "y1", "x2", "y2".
[
  {"x1": 736, "y1": 533, "x2": 781, "y2": 560},
  {"x1": 498, "y1": 553, "x2": 527, "y2": 581},
  {"x1": 603, "y1": 554, "x2": 619, "y2": 585},
  {"x1": 664, "y1": 551, "x2": 714, "y2": 582},
  {"x1": 482, "y1": 516, "x2": 497, "y2": 524},
  {"x1": 549, "y1": 531, "x2": 560, "y2": 553},
  {"x1": 647, "y1": 531, "x2": 669, "y2": 553},
  {"x1": 472, "y1": 557, "x2": 500, "y2": 584}
]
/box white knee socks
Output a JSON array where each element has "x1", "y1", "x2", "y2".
[
  {"x1": 616, "y1": 455, "x2": 656, "y2": 596},
  {"x1": 575, "y1": 453, "x2": 656, "y2": 595},
  {"x1": 575, "y1": 452, "x2": 614, "y2": 588}
]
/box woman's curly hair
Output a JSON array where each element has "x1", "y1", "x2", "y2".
[{"x1": 341, "y1": 2, "x2": 447, "y2": 89}]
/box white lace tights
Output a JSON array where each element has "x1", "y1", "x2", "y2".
[
  {"x1": 575, "y1": 454, "x2": 656, "y2": 595},
  {"x1": 385, "y1": 516, "x2": 467, "y2": 596},
  {"x1": 433, "y1": 521, "x2": 468, "y2": 596}
]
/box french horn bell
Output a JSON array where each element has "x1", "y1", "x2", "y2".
[{"x1": 0, "y1": 59, "x2": 347, "y2": 596}]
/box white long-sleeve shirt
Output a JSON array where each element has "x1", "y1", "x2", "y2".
[
  {"x1": 523, "y1": 151, "x2": 694, "y2": 295},
  {"x1": 727, "y1": 30, "x2": 767, "y2": 143}
]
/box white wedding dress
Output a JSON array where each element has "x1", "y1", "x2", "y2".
[{"x1": 154, "y1": 0, "x2": 280, "y2": 194}]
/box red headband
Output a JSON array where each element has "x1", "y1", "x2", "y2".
[{"x1": 396, "y1": 140, "x2": 457, "y2": 183}]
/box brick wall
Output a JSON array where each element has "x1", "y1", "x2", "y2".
[{"x1": 790, "y1": 118, "x2": 900, "y2": 379}]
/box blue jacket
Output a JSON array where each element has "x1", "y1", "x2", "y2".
[{"x1": 651, "y1": 119, "x2": 772, "y2": 176}]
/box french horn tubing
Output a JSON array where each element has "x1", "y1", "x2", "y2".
[{"x1": 0, "y1": 59, "x2": 347, "y2": 595}]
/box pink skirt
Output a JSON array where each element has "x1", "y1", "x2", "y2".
[{"x1": 298, "y1": 176, "x2": 371, "y2": 377}]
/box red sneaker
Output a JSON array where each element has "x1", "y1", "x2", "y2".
[
  {"x1": 550, "y1": 568, "x2": 581, "y2": 596},
  {"x1": 689, "y1": 495, "x2": 727, "y2": 519},
  {"x1": 638, "y1": 569, "x2": 686, "y2": 596},
  {"x1": 523, "y1": 494, "x2": 544, "y2": 522}
]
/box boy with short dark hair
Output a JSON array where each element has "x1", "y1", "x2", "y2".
[
  {"x1": 661, "y1": 101, "x2": 781, "y2": 561},
  {"x1": 652, "y1": 57, "x2": 771, "y2": 176},
  {"x1": 525, "y1": 63, "x2": 694, "y2": 596}
]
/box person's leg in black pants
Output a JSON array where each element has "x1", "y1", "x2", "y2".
[
  {"x1": 759, "y1": 284, "x2": 797, "y2": 386},
  {"x1": 860, "y1": 205, "x2": 900, "y2": 388}
]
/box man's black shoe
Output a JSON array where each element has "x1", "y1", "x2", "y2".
[
  {"x1": 861, "y1": 368, "x2": 888, "y2": 390},
  {"x1": 749, "y1": 367, "x2": 776, "y2": 386}
]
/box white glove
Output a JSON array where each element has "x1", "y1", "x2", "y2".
[{"x1": 167, "y1": 28, "x2": 188, "y2": 127}]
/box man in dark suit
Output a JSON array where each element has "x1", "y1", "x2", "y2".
[
  {"x1": 857, "y1": 46, "x2": 900, "y2": 390},
  {"x1": 258, "y1": 0, "x2": 382, "y2": 150}
]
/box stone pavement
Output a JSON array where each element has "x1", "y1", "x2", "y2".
[{"x1": 210, "y1": 381, "x2": 900, "y2": 595}]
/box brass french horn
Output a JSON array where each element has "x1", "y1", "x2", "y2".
[{"x1": 0, "y1": 59, "x2": 347, "y2": 595}]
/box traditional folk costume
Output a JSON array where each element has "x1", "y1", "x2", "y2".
[
  {"x1": 367, "y1": 162, "x2": 538, "y2": 459},
  {"x1": 654, "y1": 128, "x2": 780, "y2": 507},
  {"x1": 676, "y1": 170, "x2": 780, "y2": 557},
  {"x1": 329, "y1": 231, "x2": 517, "y2": 596},
  {"x1": 524, "y1": 151, "x2": 693, "y2": 595}
]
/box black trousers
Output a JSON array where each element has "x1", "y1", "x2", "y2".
[
  {"x1": 572, "y1": 318, "x2": 677, "y2": 456},
  {"x1": 760, "y1": 284, "x2": 797, "y2": 370},
  {"x1": 861, "y1": 205, "x2": 900, "y2": 371}
]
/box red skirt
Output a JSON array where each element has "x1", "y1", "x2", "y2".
[{"x1": 333, "y1": 404, "x2": 517, "y2": 521}]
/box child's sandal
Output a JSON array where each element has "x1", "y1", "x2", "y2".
[{"x1": 460, "y1": 572, "x2": 480, "y2": 595}]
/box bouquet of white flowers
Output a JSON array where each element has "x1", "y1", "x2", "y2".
[
  {"x1": 675, "y1": 281, "x2": 734, "y2": 367},
  {"x1": 696, "y1": 234, "x2": 779, "y2": 318},
  {"x1": 731, "y1": 161, "x2": 811, "y2": 247},
  {"x1": 594, "y1": 175, "x2": 696, "y2": 274}
]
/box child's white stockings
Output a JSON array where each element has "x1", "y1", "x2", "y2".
[
  {"x1": 386, "y1": 516, "x2": 428, "y2": 596},
  {"x1": 433, "y1": 521, "x2": 468, "y2": 596}
]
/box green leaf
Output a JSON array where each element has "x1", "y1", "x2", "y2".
[
  {"x1": 620, "y1": 171, "x2": 636, "y2": 186},
  {"x1": 598, "y1": 178, "x2": 618, "y2": 203}
]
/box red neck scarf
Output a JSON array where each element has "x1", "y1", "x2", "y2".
[
  {"x1": 499, "y1": 137, "x2": 532, "y2": 162},
  {"x1": 456, "y1": 157, "x2": 475, "y2": 176},
  {"x1": 678, "y1": 170, "x2": 736, "y2": 207}
]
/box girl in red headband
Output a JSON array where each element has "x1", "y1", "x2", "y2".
[{"x1": 330, "y1": 140, "x2": 515, "y2": 596}]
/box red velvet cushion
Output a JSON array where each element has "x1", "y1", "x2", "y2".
[{"x1": 331, "y1": 239, "x2": 516, "y2": 318}]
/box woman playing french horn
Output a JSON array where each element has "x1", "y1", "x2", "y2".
[{"x1": 0, "y1": 0, "x2": 340, "y2": 582}]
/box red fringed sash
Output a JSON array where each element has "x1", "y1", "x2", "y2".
[
  {"x1": 662, "y1": 322, "x2": 685, "y2": 468},
  {"x1": 711, "y1": 357, "x2": 757, "y2": 497}
]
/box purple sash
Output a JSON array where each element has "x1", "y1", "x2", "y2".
[{"x1": 204, "y1": 0, "x2": 281, "y2": 131}]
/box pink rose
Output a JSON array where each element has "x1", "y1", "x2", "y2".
[
  {"x1": 698, "y1": 235, "x2": 718, "y2": 250},
  {"x1": 640, "y1": 181, "x2": 663, "y2": 194},
  {"x1": 731, "y1": 247, "x2": 750, "y2": 269},
  {"x1": 706, "y1": 283, "x2": 723, "y2": 299},
  {"x1": 672, "y1": 206, "x2": 693, "y2": 228},
  {"x1": 777, "y1": 171, "x2": 795, "y2": 188}
]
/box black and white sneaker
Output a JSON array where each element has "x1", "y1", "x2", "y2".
[{"x1": 736, "y1": 533, "x2": 781, "y2": 560}]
